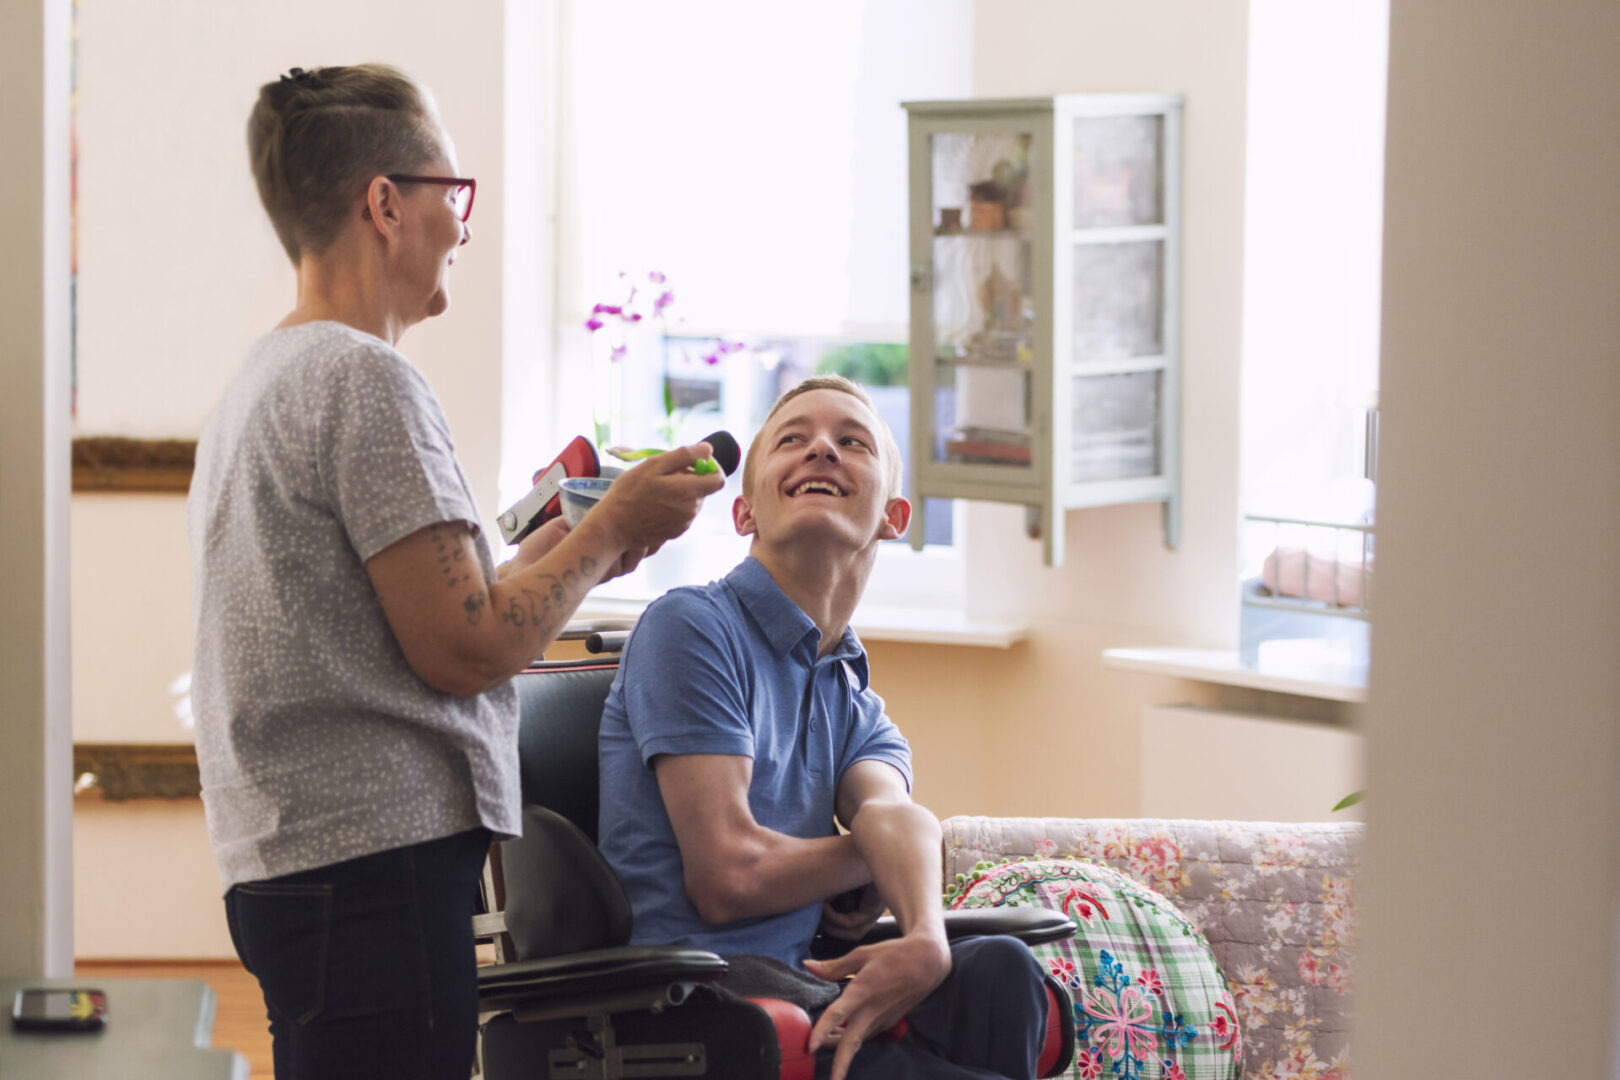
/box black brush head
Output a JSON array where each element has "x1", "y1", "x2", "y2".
[{"x1": 700, "y1": 430, "x2": 742, "y2": 477}]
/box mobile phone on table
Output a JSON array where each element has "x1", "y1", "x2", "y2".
[{"x1": 10, "y1": 987, "x2": 108, "y2": 1032}]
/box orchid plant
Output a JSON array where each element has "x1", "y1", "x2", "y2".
[{"x1": 584, "y1": 270, "x2": 747, "y2": 453}]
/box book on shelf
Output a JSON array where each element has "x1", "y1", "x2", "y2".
[
  {"x1": 955, "y1": 426, "x2": 1031, "y2": 446},
  {"x1": 945, "y1": 438, "x2": 1033, "y2": 465}
]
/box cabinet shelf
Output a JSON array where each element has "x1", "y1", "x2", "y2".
[
  {"x1": 1069, "y1": 224, "x2": 1168, "y2": 245},
  {"x1": 933, "y1": 228, "x2": 1033, "y2": 241},
  {"x1": 905, "y1": 94, "x2": 1184, "y2": 565},
  {"x1": 934, "y1": 354, "x2": 1034, "y2": 369}
]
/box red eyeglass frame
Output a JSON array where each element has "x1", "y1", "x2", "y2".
[{"x1": 387, "y1": 175, "x2": 477, "y2": 222}]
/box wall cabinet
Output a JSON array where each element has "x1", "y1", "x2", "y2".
[{"x1": 904, "y1": 95, "x2": 1183, "y2": 566}]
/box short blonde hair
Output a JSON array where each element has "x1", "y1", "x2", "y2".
[
  {"x1": 742, "y1": 374, "x2": 904, "y2": 499},
  {"x1": 248, "y1": 63, "x2": 443, "y2": 264}
]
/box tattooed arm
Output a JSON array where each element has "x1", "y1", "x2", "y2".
[{"x1": 365, "y1": 443, "x2": 724, "y2": 698}]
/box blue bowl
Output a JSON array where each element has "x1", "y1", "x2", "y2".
[{"x1": 559, "y1": 476, "x2": 615, "y2": 528}]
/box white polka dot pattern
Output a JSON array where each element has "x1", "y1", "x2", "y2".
[{"x1": 187, "y1": 321, "x2": 518, "y2": 891}]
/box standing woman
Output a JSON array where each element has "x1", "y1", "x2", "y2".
[{"x1": 187, "y1": 64, "x2": 723, "y2": 1079}]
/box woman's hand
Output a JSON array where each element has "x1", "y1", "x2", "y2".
[{"x1": 594, "y1": 442, "x2": 726, "y2": 552}]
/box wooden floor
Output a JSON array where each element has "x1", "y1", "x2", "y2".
[{"x1": 75, "y1": 960, "x2": 273, "y2": 1079}]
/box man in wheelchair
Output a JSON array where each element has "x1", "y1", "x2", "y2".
[{"x1": 597, "y1": 375, "x2": 1056, "y2": 1080}]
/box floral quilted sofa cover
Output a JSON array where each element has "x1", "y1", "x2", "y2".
[{"x1": 941, "y1": 816, "x2": 1361, "y2": 1080}]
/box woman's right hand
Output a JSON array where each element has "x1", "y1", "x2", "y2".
[{"x1": 594, "y1": 442, "x2": 726, "y2": 552}]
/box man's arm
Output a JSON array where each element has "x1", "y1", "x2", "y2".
[
  {"x1": 802, "y1": 760, "x2": 952, "y2": 1080},
  {"x1": 653, "y1": 753, "x2": 874, "y2": 924}
]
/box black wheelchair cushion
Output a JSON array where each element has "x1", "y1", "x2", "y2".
[{"x1": 502, "y1": 804, "x2": 634, "y2": 960}]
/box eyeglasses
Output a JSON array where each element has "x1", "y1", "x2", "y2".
[{"x1": 388, "y1": 175, "x2": 477, "y2": 223}]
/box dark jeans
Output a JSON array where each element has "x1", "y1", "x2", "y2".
[
  {"x1": 824, "y1": 935, "x2": 1050, "y2": 1080},
  {"x1": 224, "y1": 828, "x2": 491, "y2": 1080}
]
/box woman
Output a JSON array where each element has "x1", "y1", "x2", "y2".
[{"x1": 186, "y1": 64, "x2": 723, "y2": 1079}]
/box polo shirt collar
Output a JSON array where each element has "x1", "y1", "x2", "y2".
[{"x1": 725, "y1": 557, "x2": 871, "y2": 689}]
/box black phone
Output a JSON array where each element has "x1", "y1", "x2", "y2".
[{"x1": 10, "y1": 988, "x2": 108, "y2": 1032}]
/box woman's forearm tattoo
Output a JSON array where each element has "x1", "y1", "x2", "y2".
[{"x1": 483, "y1": 556, "x2": 598, "y2": 632}]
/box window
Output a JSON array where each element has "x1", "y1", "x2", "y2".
[
  {"x1": 584, "y1": 331, "x2": 959, "y2": 603},
  {"x1": 514, "y1": 1, "x2": 974, "y2": 606},
  {"x1": 1240, "y1": 0, "x2": 1389, "y2": 565}
]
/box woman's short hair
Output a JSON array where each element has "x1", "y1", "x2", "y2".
[
  {"x1": 248, "y1": 64, "x2": 442, "y2": 264},
  {"x1": 742, "y1": 374, "x2": 905, "y2": 500}
]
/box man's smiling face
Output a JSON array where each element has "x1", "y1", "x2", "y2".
[{"x1": 733, "y1": 388, "x2": 909, "y2": 554}]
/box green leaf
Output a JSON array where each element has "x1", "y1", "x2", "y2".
[{"x1": 1332, "y1": 791, "x2": 1365, "y2": 812}]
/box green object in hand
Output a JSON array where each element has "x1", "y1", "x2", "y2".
[
  {"x1": 605, "y1": 445, "x2": 718, "y2": 474},
  {"x1": 604, "y1": 445, "x2": 664, "y2": 461}
]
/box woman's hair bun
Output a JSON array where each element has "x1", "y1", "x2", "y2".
[{"x1": 279, "y1": 67, "x2": 328, "y2": 90}]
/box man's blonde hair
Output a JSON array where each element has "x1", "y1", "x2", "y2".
[{"x1": 741, "y1": 374, "x2": 904, "y2": 499}]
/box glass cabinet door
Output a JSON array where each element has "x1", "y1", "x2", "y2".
[
  {"x1": 1067, "y1": 112, "x2": 1169, "y2": 485},
  {"x1": 927, "y1": 130, "x2": 1036, "y2": 472}
]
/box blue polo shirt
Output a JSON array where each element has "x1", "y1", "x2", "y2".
[{"x1": 598, "y1": 557, "x2": 913, "y2": 967}]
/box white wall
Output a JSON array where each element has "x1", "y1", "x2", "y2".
[
  {"x1": 74, "y1": 0, "x2": 510, "y2": 506},
  {"x1": 1357, "y1": 2, "x2": 1620, "y2": 1076},
  {"x1": 0, "y1": 0, "x2": 75, "y2": 977}
]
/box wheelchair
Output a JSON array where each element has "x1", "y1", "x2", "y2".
[{"x1": 474, "y1": 630, "x2": 1076, "y2": 1080}]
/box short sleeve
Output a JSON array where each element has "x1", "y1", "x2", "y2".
[
  {"x1": 319, "y1": 347, "x2": 481, "y2": 562},
  {"x1": 838, "y1": 685, "x2": 913, "y2": 792},
  {"x1": 620, "y1": 589, "x2": 755, "y2": 766}
]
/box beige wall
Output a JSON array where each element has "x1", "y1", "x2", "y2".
[{"x1": 1357, "y1": 1, "x2": 1620, "y2": 1076}]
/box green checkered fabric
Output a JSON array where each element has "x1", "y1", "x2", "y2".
[{"x1": 946, "y1": 858, "x2": 1242, "y2": 1080}]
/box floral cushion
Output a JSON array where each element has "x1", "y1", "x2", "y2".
[
  {"x1": 948, "y1": 858, "x2": 1242, "y2": 1080},
  {"x1": 942, "y1": 817, "x2": 1359, "y2": 1080}
]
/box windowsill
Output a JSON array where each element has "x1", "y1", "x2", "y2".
[
  {"x1": 1101, "y1": 646, "x2": 1367, "y2": 703},
  {"x1": 577, "y1": 595, "x2": 1028, "y2": 648}
]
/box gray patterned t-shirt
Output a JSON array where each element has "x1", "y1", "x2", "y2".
[{"x1": 187, "y1": 321, "x2": 519, "y2": 890}]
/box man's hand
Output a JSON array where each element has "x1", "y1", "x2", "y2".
[
  {"x1": 803, "y1": 933, "x2": 952, "y2": 1080},
  {"x1": 818, "y1": 884, "x2": 886, "y2": 942}
]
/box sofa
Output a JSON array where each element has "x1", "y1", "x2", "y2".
[{"x1": 941, "y1": 816, "x2": 1361, "y2": 1080}]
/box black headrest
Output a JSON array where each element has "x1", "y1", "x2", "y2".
[{"x1": 513, "y1": 662, "x2": 620, "y2": 844}]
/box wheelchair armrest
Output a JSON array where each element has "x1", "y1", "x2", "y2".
[
  {"x1": 477, "y1": 944, "x2": 729, "y2": 1012},
  {"x1": 808, "y1": 906, "x2": 1076, "y2": 961}
]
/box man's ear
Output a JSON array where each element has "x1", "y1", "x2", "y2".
[
  {"x1": 360, "y1": 175, "x2": 403, "y2": 238},
  {"x1": 877, "y1": 496, "x2": 912, "y2": 542},
  {"x1": 732, "y1": 494, "x2": 757, "y2": 537}
]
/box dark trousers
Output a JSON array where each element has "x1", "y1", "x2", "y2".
[
  {"x1": 825, "y1": 935, "x2": 1049, "y2": 1080},
  {"x1": 224, "y1": 828, "x2": 491, "y2": 1080}
]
